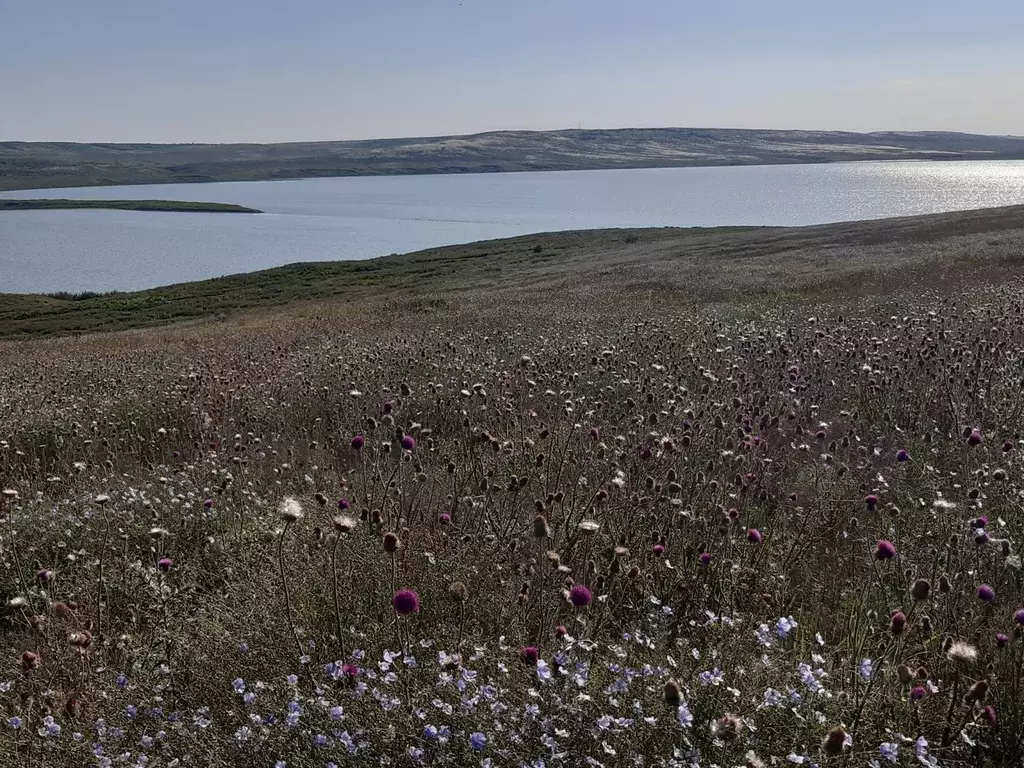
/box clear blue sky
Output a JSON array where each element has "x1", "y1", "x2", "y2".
[{"x1": 3, "y1": 0, "x2": 1023, "y2": 142}]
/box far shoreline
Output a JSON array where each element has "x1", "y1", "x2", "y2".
[{"x1": 0, "y1": 154, "x2": 1019, "y2": 196}]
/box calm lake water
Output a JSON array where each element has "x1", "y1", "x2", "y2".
[{"x1": 2, "y1": 160, "x2": 1024, "y2": 293}]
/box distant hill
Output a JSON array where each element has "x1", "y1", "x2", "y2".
[{"x1": 3, "y1": 128, "x2": 1024, "y2": 191}]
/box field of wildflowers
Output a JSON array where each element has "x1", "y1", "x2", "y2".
[{"x1": 3, "y1": 238, "x2": 1024, "y2": 767}]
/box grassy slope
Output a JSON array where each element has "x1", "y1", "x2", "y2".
[
  {"x1": 2, "y1": 205, "x2": 1024, "y2": 340},
  {"x1": 0, "y1": 198, "x2": 261, "y2": 213},
  {"x1": 4, "y1": 128, "x2": 1024, "y2": 191}
]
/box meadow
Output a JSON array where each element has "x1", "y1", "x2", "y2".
[{"x1": 3, "y1": 206, "x2": 1024, "y2": 767}]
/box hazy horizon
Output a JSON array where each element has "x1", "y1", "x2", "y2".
[{"x1": 4, "y1": 0, "x2": 1024, "y2": 143}]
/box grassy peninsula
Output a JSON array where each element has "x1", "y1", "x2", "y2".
[{"x1": 0, "y1": 198, "x2": 261, "y2": 213}]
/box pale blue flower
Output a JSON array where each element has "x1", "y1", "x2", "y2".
[
  {"x1": 676, "y1": 703, "x2": 693, "y2": 727},
  {"x1": 879, "y1": 742, "x2": 899, "y2": 763},
  {"x1": 859, "y1": 658, "x2": 874, "y2": 680},
  {"x1": 776, "y1": 616, "x2": 798, "y2": 638}
]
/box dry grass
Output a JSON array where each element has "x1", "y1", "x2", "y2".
[{"x1": 3, "y1": 208, "x2": 1024, "y2": 766}]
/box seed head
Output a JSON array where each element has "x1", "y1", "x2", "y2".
[
  {"x1": 911, "y1": 579, "x2": 931, "y2": 601},
  {"x1": 711, "y1": 713, "x2": 742, "y2": 741},
  {"x1": 383, "y1": 532, "x2": 401, "y2": 553},
  {"x1": 964, "y1": 680, "x2": 989, "y2": 703},
  {"x1": 21, "y1": 650, "x2": 40, "y2": 671},
  {"x1": 278, "y1": 497, "x2": 303, "y2": 523},
  {"x1": 68, "y1": 630, "x2": 93, "y2": 651},
  {"x1": 663, "y1": 679, "x2": 682, "y2": 706},
  {"x1": 533, "y1": 515, "x2": 551, "y2": 539},
  {"x1": 448, "y1": 582, "x2": 468, "y2": 603},
  {"x1": 947, "y1": 641, "x2": 979, "y2": 666},
  {"x1": 822, "y1": 726, "x2": 847, "y2": 757},
  {"x1": 333, "y1": 515, "x2": 357, "y2": 533}
]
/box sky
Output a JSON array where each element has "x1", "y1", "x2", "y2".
[{"x1": 3, "y1": 0, "x2": 1024, "y2": 143}]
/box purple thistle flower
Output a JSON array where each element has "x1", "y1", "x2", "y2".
[
  {"x1": 889, "y1": 610, "x2": 906, "y2": 635},
  {"x1": 982, "y1": 705, "x2": 997, "y2": 726},
  {"x1": 341, "y1": 663, "x2": 359, "y2": 679},
  {"x1": 910, "y1": 686, "x2": 927, "y2": 702},
  {"x1": 967, "y1": 429, "x2": 983, "y2": 446},
  {"x1": 977, "y1": 584, "x2": 996, "y2": 603},
  {"x1": 864, "y1": 494, "x2": 879, "y2": 509},
  {"x1": 699, "y1": 552, "x2": 712, "y2": 566},
  {"x1": 876, "y1": 540, "x2": 897, "y2": 560},
  {"x1": 203, "y1": 498, "x2": 214, "y2": 508},
  {"x1": 569, "y1": 584, "x2": 593, "y2": 608},
  {"x1": 520, "y1": 646, "x2": 540, "y2": 665},
  {"x1": 438, "y1": 513, "x2": 451, "y2": 525},
  {"x1": 973, "y1": 516, "x2": 988, "y2": 529},
  {"x1": 896, "y1": 449, "x2": 910, "y2": 463},
  {"x1": 401, "y1": 434, "x2": 416, "y2": 451},
  {"x1": 351, "y1": 434, "x2": 365, "y2": 451},
  {"x1": 996, "y1": 633, "x2": 1009, "y2": 648},
  {"x1": 1014, "y1": 608, "x2": 1024, "y2": 626},
  {"x1": 392, "y1": 589, "x2": 420, "y2": 616},
  {"x1": 338, "y1": 498, "x2": 350, "y2": 511},
  {"x1": 652, "y1": 544, "x2": 665, "y2": 556},
  {"x1": 746, "y1": 528, "x2": 763, "y2": 544},
  {"x1": 157, "y1": 558, "x2": 174, "y2": 572}
]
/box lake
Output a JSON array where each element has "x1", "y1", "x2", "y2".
[{"x1": 2, "y1": 160, "x2": 1024, "y2": 293}]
